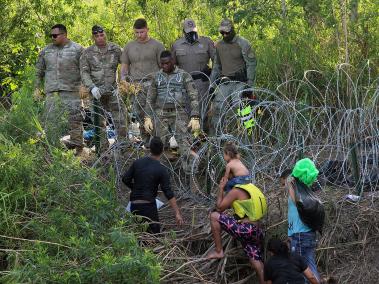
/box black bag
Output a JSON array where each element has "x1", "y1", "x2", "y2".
[{"x1": 294, "y1": 179, "x2": 325, "y2": 234}]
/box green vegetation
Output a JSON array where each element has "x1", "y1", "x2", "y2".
[
  {"x1": 0, "y1": 77, "x2": 160, "y2": 282},
  {"x1": 1, "y1": 0, "x2": 378, "y2": 282},
  {"x1": 1, "y1": 0, "x2": 378, "y2": 95}
]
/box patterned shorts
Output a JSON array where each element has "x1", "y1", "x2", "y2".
[{"x1": 218, "y1": 213, "x2": 264, "y2": 261}]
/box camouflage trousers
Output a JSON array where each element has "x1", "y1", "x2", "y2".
[
  {"x1": 209, "y1": 81, "x2": 246, "y2": 136},
  {"x1": 131, "y1": 80, "x2": 151, "y2": 144},
  {"x1": 153, "y1": 108, "x2": 197, "y2": 175},
  {"x1": 194, "y1": 79, "x2": 210, "y2": 131},
  {"x1": 44, "y1": 91, "x2": 83, "y2": 148},
  {"x1": 94, "y1": 90, "x2": 128, "y2": 151}
]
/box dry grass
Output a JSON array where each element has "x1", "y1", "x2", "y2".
[{"x1": 132, "y1": 187, "x2": 379, "y2": 283}]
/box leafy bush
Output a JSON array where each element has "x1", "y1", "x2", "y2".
[{"x1": 0, "y1": 80, "x2": 160, "y2": 283}]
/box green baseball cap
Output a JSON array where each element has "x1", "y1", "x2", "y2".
[{"x1": 291, "y1": 158, "x2": 319, "y2": 186}]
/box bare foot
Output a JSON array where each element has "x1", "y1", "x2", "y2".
[{"x1": 206, "y1": 249, "x2": 224, "y2": 259}]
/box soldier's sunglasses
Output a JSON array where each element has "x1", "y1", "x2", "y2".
[
  {"x1": 220, "y1": 31, "x2": 230, "y2": 35},
  {"x1": 92, "y1": 30, "x2": 104, "y2": 35},
  {"x1": 50, "y1": 33, "x2": 62, "y2": 38}
]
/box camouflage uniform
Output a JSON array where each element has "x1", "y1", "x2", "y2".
[
  {"x1": 209, "y1": 34, "x2": 257, "y2": 136},
  {"x1": 172, "y1": 35, "x2": 215, "y2": 129},
  {"x1": 146, "y1": 67, "x2": 199, "y2": 174},
  {"x1": 80, "y1": 42, "x2": 127, "y2": 149},
  {"x1": 35, "y1": 40, "x2": 84, "y2": 147}
]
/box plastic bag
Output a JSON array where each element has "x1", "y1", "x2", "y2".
[{"x1": 295, "y1": 179, "x2": 325, "y2": 234}]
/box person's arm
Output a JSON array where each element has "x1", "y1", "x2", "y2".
[
  {"x1": 35, "y1": 49, "x2": 46, "y2": 90},
  {"x1": 238, "y1": 38, "x2": 257, "y2": 86},
  {"x1": 208, "y1": 38, "x2": 216, "y2": 66},
  {"x1": 215, "y1": 178, "x2": 241, "y2": 211},
  {"x1": 264, "y1": 259, "x2": 273, "y2": 284},
  {"x1": 223, "y1": 163, "x2": 231, "y2": 181},
  {"x1": 286, "y1": 176, "x2": 296, "y2": 202},
  {"x1": 120, "y1": 45, "x2": 130, "y2": 81},
  {"x1": 120, "y1": 63, "x2": 129, "y2": 81},
  {"x1": 209, "y1": 45, "x2": 221, "y2": 83},
  {"x1": 168, "y1": 197, "x2": 183, "y2": 225},
  {"x1": 303, "y1": 267, "x2": 319, "y2": 284},
  {"x1": 145, "y1": 76, "x2": 157, "y2": 117},
  {"x1": 161, "y1": 168, "x2": 183, "y2": 225},
  {"x1": 121, "y1": 162, "x2": 135, "y2": 189},
  {"x1": 183, "y1": 73, "x2": 200, "y2": 117},
  {"x1": 79, "y1": 50, "x2": 96, "y2": 91}
]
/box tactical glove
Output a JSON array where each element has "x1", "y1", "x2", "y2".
[
  {"x1": 187, "y1": 117, "x2": 200, "y2": 132},
  {"x1": 144, "y1": 116, "x2": 153, "y2": 133},
  {"x1": 91, "y1": 86, "x2": 101, "y2": 100}
]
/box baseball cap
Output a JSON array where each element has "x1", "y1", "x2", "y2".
[
  {"x1": 219, "y1": 19, "x2": 233, "y2": 33},
  {"x1": 183, "y1": 19, "x2": 197, "y2": 33},
  {"x1": 92, "y1": 25, "x2": 104, "y2": 34}
]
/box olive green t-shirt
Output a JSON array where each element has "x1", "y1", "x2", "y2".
[{"x1": 121, "y1": 38, "x2": 164, "y2": 81}]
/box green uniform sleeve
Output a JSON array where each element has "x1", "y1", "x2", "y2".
[
  {"x1": 80, "y1": 50, "x2": 96, "y2": 91},
  {"x1": 35, "y1": 49, "x2": 46, "y2": 89},
  {"x1": 208, "y1": 38, "x2": 216, "y2": 65},
  {"x1": 238, "y1": 38, "x2": 257, "y2": 86},
  {"x1": 146, "y1": 76, "x2": 158, "y2": 117},
  {"x1": 183, "y1": 73, "x2": 199, "y2": 117},
  {"x1": 210, "y1": 45, "x2": 222, "y2": 83}
]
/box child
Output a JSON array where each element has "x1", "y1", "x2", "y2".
[
  {"x1": 264, "y1": 238, "x2": 319, "y2": 284},
  {"x1": 279, "y1": 158, "x2": 322, "y2": 283},
  {"x1": 222, "y1": 142, "x2": 251, "y2": 193}
]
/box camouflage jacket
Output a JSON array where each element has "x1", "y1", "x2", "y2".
[
  {"x1": 80, "y1": 42, "x2": 122, "y2": 93},
  {"x1": 210, "y1": 35, "x2": 257, "y2": 86},
  {"x1": 147, "y1": 67, "x2": 199, "y2": 118},
  {"x1": 35, "y1": 40, "x2": 83, "y2": 93}
]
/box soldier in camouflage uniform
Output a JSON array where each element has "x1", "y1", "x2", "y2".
[
  {"x1": 34, "y1": 24, "x2": 84, "y2": 153},
  {"x1": 144, "y1": 51, "x2": 200, "y2": 185},
  {"x1": 209, "y1": 19, "x2": 257, "y2": 136},
  {"x1": 120, "y1": 18, "x2": 165, "y2": 146},
  {"x1": 80, "y1": 25, "x2": 127, "y2": 151},
  {"x1": 171, "y1": 19, "x2": 215, "y2": 131}
]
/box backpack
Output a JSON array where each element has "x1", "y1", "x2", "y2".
[{"x1": 294, "y1": 179, "x2": 325, "y2": 234}]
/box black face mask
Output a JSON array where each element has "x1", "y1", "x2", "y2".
[
  {"x1": 222, "y1": 28, "x2": 236, "y2": 43},
  {"x1": 185, "y1": 31, "x2": 198, "y2": 44}
]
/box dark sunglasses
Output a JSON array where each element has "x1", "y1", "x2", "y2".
[
  {"x1": 220, "y1": 31, "x2": 230, "y2": 35},
  {"x1": 92, "y1": 30, "x2": 104, "y2": 35},
  {"x1": 50, "y1": 33, "x2": 62, "y2": 38}
]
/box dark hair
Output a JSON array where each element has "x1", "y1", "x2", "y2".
[
  {"x1": 223, "y1": 142, "x2": 239, "y2": 159},
  {"x1": 150, "y1": 136, "x2": 163, "y2": 156},
  {"x1": 133, "y1": 18, "x2": 147, "y2": 29},
  {"x1": 279, "y1": 169, "x2": 292, "y2": 179},
  {"x1": 160, "y1": 50, "x2": 172, "y2": 59},
  {"x1": 51, "y1": 24, "x2": 67, "y2": 34},
  {"x1": 267, "y1": 238, "x2": 289, "y2": 258}
]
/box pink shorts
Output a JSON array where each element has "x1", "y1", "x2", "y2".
[{"x1": 218, "y1": 213, "x2": 264, "y2": 261}]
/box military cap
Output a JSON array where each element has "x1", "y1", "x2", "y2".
[
  {"x1": 92, "y1": 25, "x2": 104, "y2": 34},
  {"x1": 219, "y1": 19, "x2": 233, "y2": 33},
  {"x1": 183, "y1": 19, "x2": 197, "y2": 33}
]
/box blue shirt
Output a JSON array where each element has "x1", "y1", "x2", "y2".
[{"x1": 288, "y1": 197, "x2": 311, "y2": 236}]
